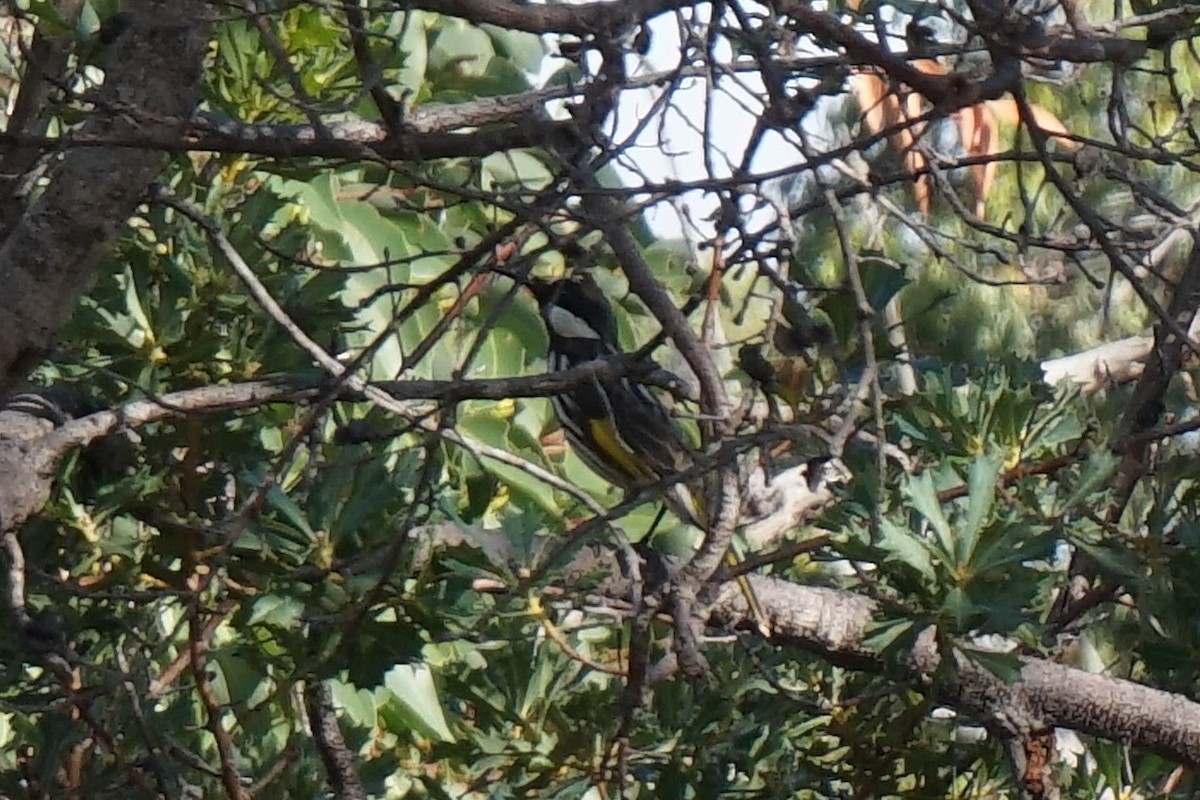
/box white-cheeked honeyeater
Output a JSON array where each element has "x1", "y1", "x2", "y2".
[{"x1": 524, "y1": 272, "x2": 769, "y2": 633}]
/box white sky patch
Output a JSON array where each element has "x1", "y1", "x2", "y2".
[
  {"x1": 605, "y1": 13, "x2": 810, "y2": 240},
  {"x1": 535, "y1": 4, "x2": 892, "y2": 242},
  {"x1": 533, "y1": 7, "x2": 834, "y2": 241},
  {"x1": 532, "y1": 4, "x2": 919, "y2": 243}
]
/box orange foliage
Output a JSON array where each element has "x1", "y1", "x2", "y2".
[{"x1": 849, "y1": 62, "x2": 1075, "y2": 217}]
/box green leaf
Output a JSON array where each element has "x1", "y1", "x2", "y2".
[
  {"x1": 904, "y1": 472, "x2": 955, "y2": 567},
  {"x1": 942, "y1": 586, "x2": 975, "y2": 629},
  {"x1": 964, "y1": 648, "x2": 1024, "y2": 683},
  {"x1": 457, "y1": 411, "x2": 562, "y2": 516},
  {"x1": 877, "y1": 517, "x2": 938, "y2": 579},
  {"x1": 247, "y1": 594, "x2": 305, "y2": 630},
  {"x1": 482, "y1": 24, "x2": 546, "y2": 73},
  {"x1": 393, "y1": 11, "x2": 429, "y2": 94},
  {"x1": 266, "y1": 486, "x2": 314, "y2": 539},
  {"x1": 429, "y1": 17, "x2": 494, "y2": 73},
  {"x1": 860, "y1": 618, "x2": 916, "y2": 655},
  {"x1": 545, "y1": 62, "x2": 584, "y2": 88},
  {"x1": 483, "y1": 150, "x2": 554, "y2": 191},
  {"x1": 969, "y1": 522, "x2": 1051, "y2": 575},
  {"x1": 1055, "y1": 449, "x2": 1120, "y2": 515},
  {"x1": 121, "y1": 266, "x2": 155, "y2": 345},
  {"x1": 25, "y1": 0, "x2": 74, "y2": 36},
  {"x1": 382, "y1": 664, "x2": 455, "y2": 742},
  {"x1": 212, "y1": 652, "x2": 270, "y2": 709},
  {"x1": 857, "y1": 257, "x2": 909, "y2": 310},
  {"x1": 1072, "y1": 539, "x2": 1142, "y2": 580},
  {"x1": 960, "y1": 452, "x2": 1003, "y2": 564},
  {"x1": 330, "y1": 680, "x2": 378, "y2": 728},
  {"x1": 1089, "y1": 738, "x2": 1126, "y2": 794},
  {"x1": 76, "y1": 4, "x2": 100, "y2": 39}
]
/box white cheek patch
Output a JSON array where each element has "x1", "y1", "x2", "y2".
[{"x1": 547, "y1": 306, "x2": 601, "y2": 340}]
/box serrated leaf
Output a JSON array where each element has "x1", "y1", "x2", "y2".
[
  {"x1": 1056, "y1": 450, "x2": 1120, "y2": 515},
  {"x1": 942, "y1": 586, "x2": 975, "y2": 630},
  {"x1": 266, "y1": 486, "x2": 314, "y2": 538},
  {"x1": 969, "y1": 522, "x2": 1050, "y2": 574},
  {"x1": 961, "y1": 452, "x2": 1003, "y2": 563},
  {"x1": 904, "y1": 471, "x2": 955, "y2": 567},
  {"x1": 878, "y1": 517, "x2": 938, "y2": 579},
  {"x1": 1072, "y1": 539, "x2": 1142, "y2": 580}
]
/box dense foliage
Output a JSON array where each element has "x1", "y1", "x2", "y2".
[{"x1": 2, "y1": 0, "x2": 1200, "y2": 798}]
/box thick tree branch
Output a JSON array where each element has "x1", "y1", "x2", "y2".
[
  {"x1": 0, "y1": 1, "x2": 213, "y2": 399},
  {"x1": 410, "y1": 0, "x2": 695, "y2": 35},
  {"x1": 416, "y1": 522, "x2": 1200, "y2": 767},
  {"x1": 601, "y1": 536, "x2": 1200, "y2": 766},
  {"x1": 0, "y1": 19, "x2": 1144, "y2": 169},
  {"x1": 41, "y1": 364, "x2": 668, "y2": 450},
  {"x1": 186, "y1": 111, "x2": 580, "y2": 161},
  {"x1": 0, "y1": 357, "x2": 681, "y2": 531},
  {"x1": 1041, "y1": 334, "x2": 1155, "y2": 391},
  {"x1": 0, "y1": 0, "x2": 85, "y2": 230},
  {"x1": 305, "y1": 683, "x2": 367, "y2": 800}
]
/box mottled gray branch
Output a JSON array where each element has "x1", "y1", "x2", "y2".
[
  {"x1": 411, "y1": 521, "x2": 1200, "y2": 767},
  {"x1": 0, "y1": 362, "x2": 669, "y2": 531},
  {"x1": 0, "y1": 0, "x2": 213, "y2": 398},
  {"x1": 408, "y1": 0, "x2": 695, "y2": 35},
  {"x1": 480, "y1": 521, "x2": 1200, "y2": 767},
  {"x1": 305, "y1": 683, "x2": 366, "y2": 800}
]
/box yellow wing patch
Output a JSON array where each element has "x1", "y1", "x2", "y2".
[{"x1": 587, "y1": 418, "x2": 652, "y2": 481}]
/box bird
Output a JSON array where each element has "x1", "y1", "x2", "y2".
[{"x1": 519, "y1": 271, "x2": 769, "y2": 633}]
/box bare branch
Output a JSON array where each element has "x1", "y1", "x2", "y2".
[{"x1": 305, "y1": 683, "x2": 367, "y2": 800}]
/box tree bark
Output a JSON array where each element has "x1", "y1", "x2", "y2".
[{"x1": 0, "y1": 1, "x2": 214, "y2": 399}]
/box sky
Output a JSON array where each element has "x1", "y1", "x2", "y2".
[
  {"x1": 537, "y1": 8, "x2": 822, "y2": 241},
  {"x1": 605, "y1": 16, "x2": 805, "y2": 239}
]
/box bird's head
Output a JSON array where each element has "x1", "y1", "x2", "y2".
[{"x1": 501, "y1": 271, "x2": 620, "y2": 348}]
